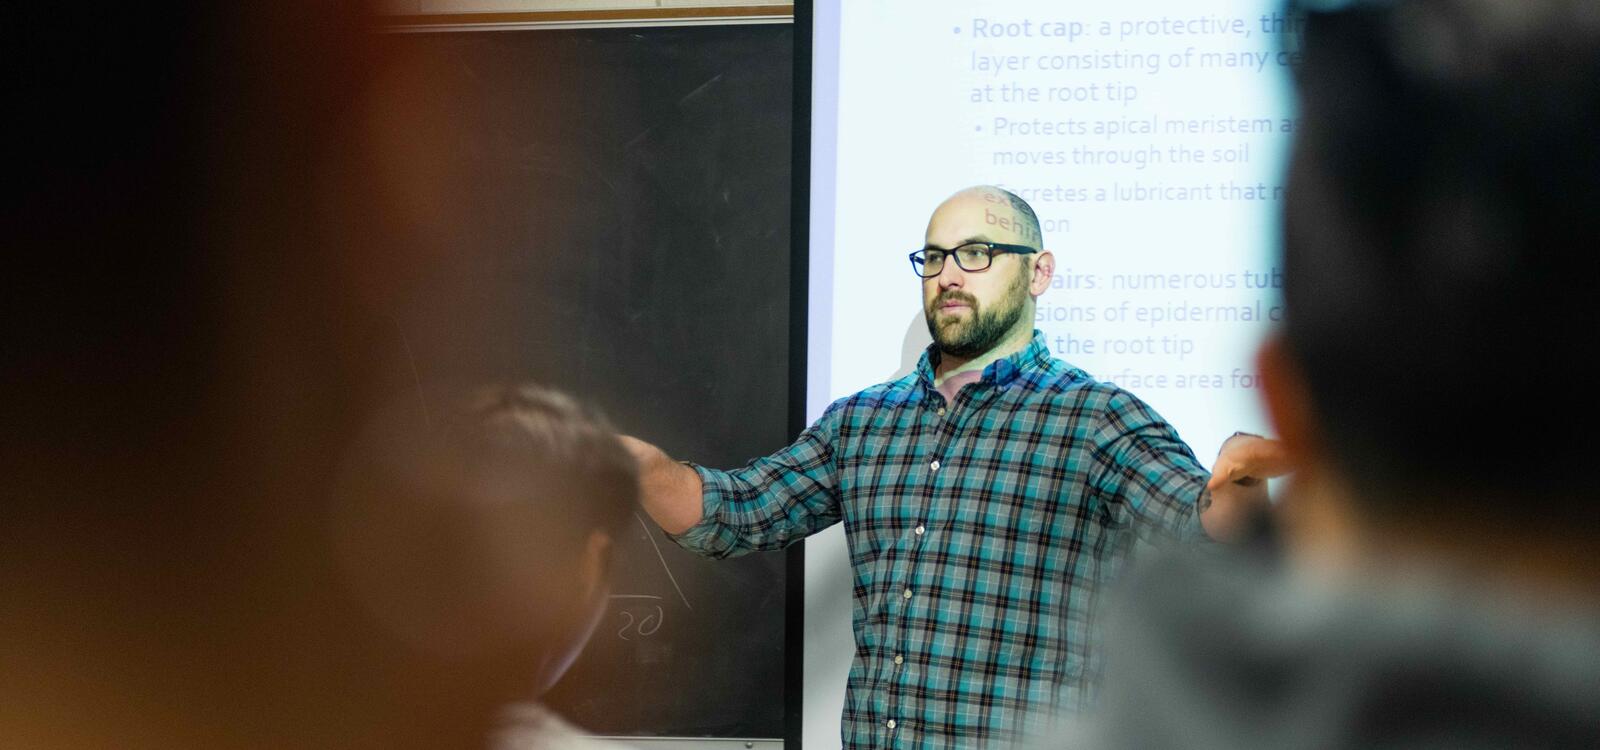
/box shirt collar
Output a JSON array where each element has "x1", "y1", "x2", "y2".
[{"x1": 915, "y1": 330, "x2": 1051, "y2": 390}]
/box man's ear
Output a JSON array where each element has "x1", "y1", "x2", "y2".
[
  {"x1": 526, "y1": 529, "x2": 616, "y2": 698},
  {"x1": 1029, "y1": 251, "x2": 1055, "y2": 296},
  {"x1": 1257, "y1": 334, "x2": 1319, "y2": 470},
  {"x1": 579, "y1": 529, "x2": 613, "y2": 604}
]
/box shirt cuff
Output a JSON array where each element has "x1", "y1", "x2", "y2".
[{"x1": 663, "y1": 461, "x2": 727, "y2": 553}]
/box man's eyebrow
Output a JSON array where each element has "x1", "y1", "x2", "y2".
[{"x1": 923, "y1": 235, "x2": 995, "y2": 250}]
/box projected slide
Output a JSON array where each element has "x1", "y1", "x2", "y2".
[
  {"x1": 809, "y1": 0, "x2": 1296, "y2": 459},
  {"x1": 803, "y1": 4, "x2": 1296, "y2": 745}
]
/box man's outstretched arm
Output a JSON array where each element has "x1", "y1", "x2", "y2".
[
  {"x1": 1202, "y1": 433, "x2": 1292, "y2": 542},
  {"x1": 619, "y1": 435, "x2": 704, "y2": 535}
]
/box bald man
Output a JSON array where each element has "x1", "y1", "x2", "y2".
[{"x1": 626, "y1": 186, "x2": 1284, "y2": 749}]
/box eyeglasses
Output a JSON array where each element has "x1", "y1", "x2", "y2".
[{"x1": 909, "y1": 242, "x2": 1038, "y2": 278}]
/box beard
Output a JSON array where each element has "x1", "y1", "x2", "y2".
[{"x1": 925, "y1": 266, "x2": 1030, "y2": 359}]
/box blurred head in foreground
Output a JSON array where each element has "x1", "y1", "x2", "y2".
[
  {"x1": 335, "y1": 383, "x2": 637, "y2": 699},
  {"x1": 1264, "y1": 0, "x2": 1600, "y2": 586},
  {"x1": 1081, "y1": 1, "x2": 1600, "y2": 747},
  {"x1": 0, "y1": 1, "x2": 637, "y2": 747}
]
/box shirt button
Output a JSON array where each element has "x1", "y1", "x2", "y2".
[
  {"x1": 886, "y1": 719, "x2": 897, "y2": 730},
  {"x1": 902, "y1": 588, "x2": 913, "y2": 599},
  {"x1": 929, "y1": 459, "x2": 941, "y2": 471},
  {"x1": 937, "y1": 407, "x2": 946, "y2": 416},
  {"x1": 893, "y1": 654, "x2": 904, "y2": 665},
  {"x1": 914, "y1": 525, "x2": 926, "y2": 536}
]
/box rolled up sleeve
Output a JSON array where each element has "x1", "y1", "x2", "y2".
[
  {"x1": 1089, "y1": 389, "x2": 1212, "y2": 544},
  {"x1": 668, "y1": 405, "x2": 845, "y2": 559}
]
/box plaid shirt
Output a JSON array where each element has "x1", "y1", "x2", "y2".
[{"x1": 672, "y1": 331, "x2": 1210, "y2": 749}]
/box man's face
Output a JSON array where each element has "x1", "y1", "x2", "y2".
[{"x1": 921, "y1": 189, "x2": 1041, "y2": 359}]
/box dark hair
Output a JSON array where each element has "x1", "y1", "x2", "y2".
[
  {"x1": 451, "y1": 382, "x2": 639, "y2": 541},
  {"x1": 333, "y1": 383, "x2": 638, "y2": 654},
  {"x1": 1281, "y1": 0, "x2": 1600, "y2": 517}
]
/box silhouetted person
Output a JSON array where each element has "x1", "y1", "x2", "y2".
[
  {"x1": 1076, "y1": 0, "x2": 1600, "y2": 747},
  {"x1": 1, "y1": 3, "x2": 632, "y2": 748}
]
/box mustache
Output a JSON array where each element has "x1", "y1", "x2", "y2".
[{"x1": 931, "y1": 291, "x2": 978, "y2": 309}]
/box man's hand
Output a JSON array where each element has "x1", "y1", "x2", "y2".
[
  {"x1": 1200, "y1": 433, "x2": 1293, "y2": 542},
  {"x1": 619, "y1": 435, "x2": 705, "y2": 535}
]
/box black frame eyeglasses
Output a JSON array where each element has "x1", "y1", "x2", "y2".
[{"x1": 909, "y1": 242, "x2": 1038, "y2": 278}]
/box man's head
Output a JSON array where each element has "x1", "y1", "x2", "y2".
[
  {"x1": 920, "y1": 186, "x2": 1055, "y2": 360},
  {"x1": 1263, "y1": 0, "x2": 1600, "y2": 532},
  {"x1": 334, "y1": 383, "x2": 638, "y2": 700}
]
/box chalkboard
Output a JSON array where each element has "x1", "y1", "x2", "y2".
[{"x1": 375, "y1": 23, "x2": 797, "y2": 741}]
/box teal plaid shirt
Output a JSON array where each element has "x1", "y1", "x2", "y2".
[{"x1": 672, "y1": 331, "x2": 1210, "y2": 749}]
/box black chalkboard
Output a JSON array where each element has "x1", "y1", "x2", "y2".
[{"x1": 376, "y1": 23, "x2": 796, "y2": 740}]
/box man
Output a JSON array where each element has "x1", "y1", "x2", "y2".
[
  {"x1": 626, "y1": 185, "x2": 1287, "y2": 747},
  {"x1": 1077, "y1": 0, "x2": 1600, "y2": 747},
  {"x1": 334, "y1": 384, "x2": 640, "y2": 750}
]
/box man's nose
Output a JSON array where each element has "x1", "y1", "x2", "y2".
[{"x1": 936, "y1": 257, "x2": 966, "y2": 289}]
